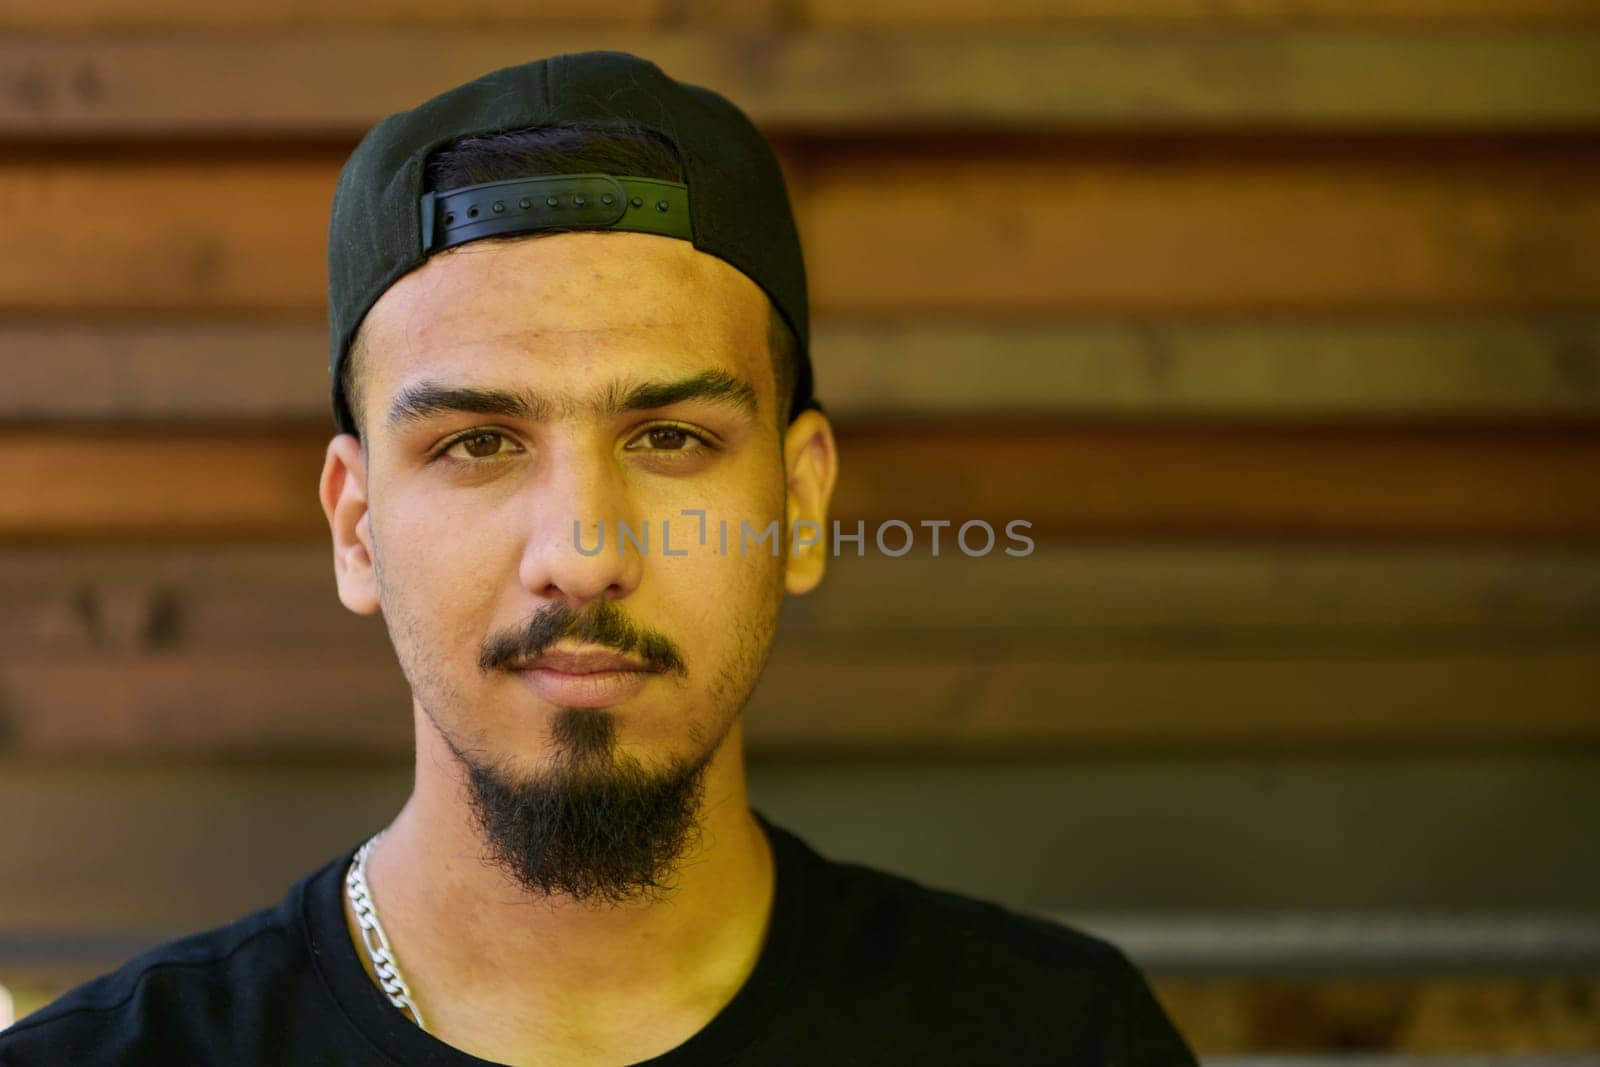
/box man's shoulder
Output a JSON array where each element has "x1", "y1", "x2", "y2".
[
  {"x1": 807, "y1": 847, "x2": 1126, "y2": 975},
  {"x1": 0, "y1": 858, "x2": 340, "y2": 1065},
  {"x1": 786, "y1": 840, "x2": 1198, "y2": 1064}
]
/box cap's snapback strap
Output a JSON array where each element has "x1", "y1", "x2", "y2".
[{"x1": 421, "y1": 173, "x2": 691, "y2": 253}]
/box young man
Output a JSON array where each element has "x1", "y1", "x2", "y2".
[{"x1": 1, "y1": 52, "x2": 1196, "y2": 1065}]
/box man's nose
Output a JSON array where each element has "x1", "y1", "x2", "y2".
[{"x1": 518, "y1": 441, "x2": 644, "y2": 607}]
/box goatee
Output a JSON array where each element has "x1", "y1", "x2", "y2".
[{"x1": 448, "y1": 705, "x2": 711, "y2": 905}]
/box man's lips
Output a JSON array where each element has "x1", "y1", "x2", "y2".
[
  {"x1": 510, "y1": 647, "x2": 658, "y2": 708},
  {"x1": 513, "y1": 648, "x2": 655, "y2": 674}
]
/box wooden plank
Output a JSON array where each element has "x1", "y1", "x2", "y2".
[
  {"x1": 0, "y1": 543, "x2": 1597, "y2": 756},
  {"x1": 804, "y1": 0, "x2": 1600, "y2": 25},
  {"x1": 0, "y1": 0, "x2": 784, "y2": 32},
  {"x1": 0, "y1": 0, "x2": 661, "y2": 30},
  {"x1": 6, "y1": 317, "x2": 1600, "y2": 421},
  {"x1": 8, "y1": 150, "x2": 1600, "y2": 315},
  {"x1": 8, "y1": 0, "x2": 1600, "y2": 31},
  {"x1": 0, "y1": 431, "x2": 329, "y2": 538},
  {"x1": 1075, "y1": 913, "x2": 1600, "y2": 971},
  {"x1": 4, "y1": 424, "x2": 1600, "y2": 541},
  {"x1": 804, "y1": 148, "x2": 1600, "y2": 315},
  {"x1": 838, "y1": 424, "x2": 1600, "y2": 541},
  {"x1": 751, "y1": 644, "x2": 1600, "y2": 750},
  {"x1": 815, "y1": 319, "x2": 1600, "y2": 420},
  {"x1": 4, "y1": 29, "x2": 1600, "y2": 135},
  {"x1": 0, "y1": 161, "x2": 330, "y2": 313},
  {"x1": 0, "y1": 319, "x2": 332, "y2": 420},
  {"x1": 1152, "y1": 975, "x2": 1600, "y2": 1055}
]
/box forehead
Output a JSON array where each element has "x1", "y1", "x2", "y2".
[{"x1": 360, "y1": 230, "x2": 771, "y2": 410}]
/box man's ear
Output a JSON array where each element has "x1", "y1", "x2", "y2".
[
  {"x1": 781, "y1": 409, "x2": 839, "y2": 596},
  {"x1": 319, "y1": 434, "x2": 381, "y2": 616}
]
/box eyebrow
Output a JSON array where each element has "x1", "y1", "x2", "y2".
[{"x1": 385, "y1": 370, "x2": 759, "y2": 431}]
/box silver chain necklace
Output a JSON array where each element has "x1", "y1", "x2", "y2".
[{"x1": 345, "y1": 832, "x2": 429, "y2": 1032}]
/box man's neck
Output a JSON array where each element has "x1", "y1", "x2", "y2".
[{"x1": 342, "y1": 716, "x2": 776, "y2": 1066}]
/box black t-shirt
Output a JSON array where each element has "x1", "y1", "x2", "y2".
[{"x1": 1, "y1": 811, "x2": 1197, "y2": 1065}]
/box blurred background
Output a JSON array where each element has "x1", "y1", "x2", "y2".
[{"x1": 3, "y1": 1, "x2": 1600, "y2": 1062}]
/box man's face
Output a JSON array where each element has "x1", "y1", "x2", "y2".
[{"x1": 332, "y1": 231, "x2": 801, "y2": 900}]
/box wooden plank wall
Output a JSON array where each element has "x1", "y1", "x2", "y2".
[{"x1": 4, "y1": 0, "x2": 1600, "y2": 1054}]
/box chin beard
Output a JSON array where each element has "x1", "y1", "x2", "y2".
[{"x1": 446, "y1": 705, "x2": 713, "y2": 905}]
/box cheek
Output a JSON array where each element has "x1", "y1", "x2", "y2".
[
  {"x1": 651, "y1": 526, "x2": 785, "y2": 681},
  {"x1": 644, "y1": 455, "x2": 788, "y2": 553},
  {"x1": 647, "y1": 448, "x2": 787, "y2": 602},
  {"x1": 372, "y1": 504, "x2": 504, "y2": 652}
]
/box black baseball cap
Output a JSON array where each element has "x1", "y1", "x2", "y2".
[{"x1": 327, "y1": 50, "x2": 817, "y2": 437}]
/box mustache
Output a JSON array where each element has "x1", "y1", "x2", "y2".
[{"x1": 481, "y1": 599, "x2": 686, "y2": 677}]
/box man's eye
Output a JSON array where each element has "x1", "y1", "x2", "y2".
[
  {"x1": 440, "y1": 430, "x2": 517, "y2": 462},
  {"x1": 626, "y1": 425, "x2": 710, "y2": 453}
]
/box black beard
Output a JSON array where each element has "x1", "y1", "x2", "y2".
[{"x1": 446, "y1": 705, "x2": 712, "y2": 905}]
